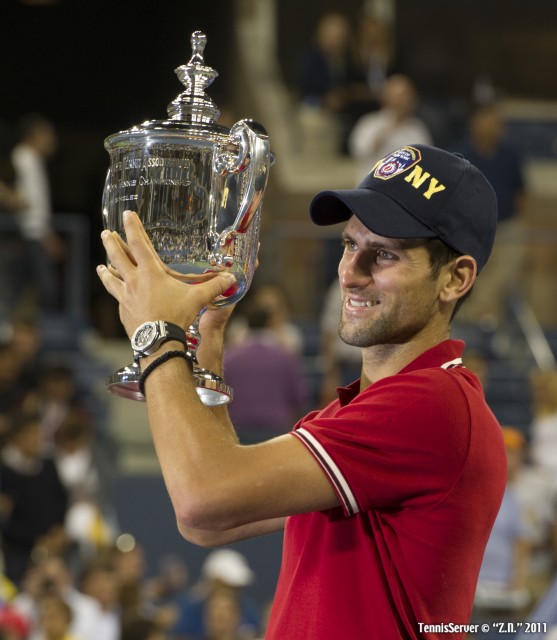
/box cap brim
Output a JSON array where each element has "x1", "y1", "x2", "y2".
[{"x1": 310, "y1": 188, "x2": 438, "y2": 240}]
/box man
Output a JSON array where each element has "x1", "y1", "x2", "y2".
[
  {"x1": 97, "y1": 144, "x2": 507, "y2": 639},
  {"x1": 453, "y1": 104, "x2": 526, "y2": 328},
  {"x1": 10, "y1": 113, "x2": 64, "y2": 315},
  {"x1": 348, "y1": 74, "x2": 432, "y2": 179}
]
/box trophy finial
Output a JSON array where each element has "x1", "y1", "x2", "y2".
[
  {"x1": 190, "y1": 31, "x2": 207, "y2": 64},
  {"x1": 167, "y1": 30, "x2": 220, "y2": 124}
]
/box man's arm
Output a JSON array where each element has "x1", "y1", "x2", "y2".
[
  {"x1": 178, "y1": 517, "x2": 286, "y2": 548},
  {"x1": 98, "y1": 212, "x2": 340, "y2": 538},
  {"x1": 140, "y1": 353, "x2": 337, "y2": 533}
]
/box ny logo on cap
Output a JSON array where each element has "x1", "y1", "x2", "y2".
[
  {"x1": 372, "y1": 146, "x2": 421, "y2": 180},
  {"x1": 372, "y1": 146, "x2": 446, "y2": 201}
]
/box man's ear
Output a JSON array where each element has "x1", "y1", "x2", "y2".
[{"x1": 439, "y1": 256, "x2": 477, "y2": 304}]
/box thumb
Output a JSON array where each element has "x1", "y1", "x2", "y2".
[{"x1": 195, "y1": 272, "x2": 237, "y2": 307}]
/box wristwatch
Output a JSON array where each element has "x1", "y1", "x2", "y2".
[{"x1": 131, "y1": 321, "x2": 188, "y2": 357}]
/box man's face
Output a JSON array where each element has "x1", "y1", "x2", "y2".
[{"x1": 337, "y1": 216, "x2": 442, "y2": 348}]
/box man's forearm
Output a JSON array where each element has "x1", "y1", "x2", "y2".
[
  {"x1": 179, "y1": 516, "x2": 286, "y2": 548},
  {"x1": 140, "y1": 342, "x2": 248, "y2": 530},
  {"x1": 194, "y1": 322, "x2": 235, "y2": 426}
]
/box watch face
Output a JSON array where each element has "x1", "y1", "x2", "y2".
[{"x1": 132, "y1": 322, "x2": 157, "y2": 351}]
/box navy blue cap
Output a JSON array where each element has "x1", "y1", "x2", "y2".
[{"x1": 310, "y1": 144, "x2": 498, "y2": 272}]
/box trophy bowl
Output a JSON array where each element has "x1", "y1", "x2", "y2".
[{"x1": 101, "y1": 31, "x2": 273, "y2": 405}]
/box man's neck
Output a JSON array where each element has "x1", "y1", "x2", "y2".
[{"x1": 359, "y1": 329, "x2": 451, "y2": 390}]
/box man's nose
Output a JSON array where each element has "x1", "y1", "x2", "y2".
[{"x1": 338, "y1": 252, "x2": 370, "y2": 288}]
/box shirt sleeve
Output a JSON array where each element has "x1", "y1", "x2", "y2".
[
  {"x1": 292, "y1": 370, "x2": 473, "y2": 517},
  {"x1": 348, "y1": 114, "x2": 383, "y2": 160}
]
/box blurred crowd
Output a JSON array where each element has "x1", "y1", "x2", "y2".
[
  {"x1": 0, "y1": 534, "x2": 270, "y2": 640},
  {"x1": 468, "y1": 369, "x2": 557, "y2": 633}
]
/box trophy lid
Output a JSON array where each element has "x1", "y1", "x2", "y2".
[
  {"x1": 166, "y1": 31, "x2": 220, "y2": 124},
  {"x1": 104, "y1": 30, "x2": 228, "y2": 150}
]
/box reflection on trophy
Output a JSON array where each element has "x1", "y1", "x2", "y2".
[{"x1": 101, "y1": 31, "x2": 273, "y2": 405}]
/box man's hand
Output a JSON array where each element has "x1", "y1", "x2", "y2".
[{"x1": 96, "y1": 210, "x2": 236, "y2": 337}]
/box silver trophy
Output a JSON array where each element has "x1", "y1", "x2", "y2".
[{"x1": 102, "y1": 31, "x2": 273, "y2": 405}]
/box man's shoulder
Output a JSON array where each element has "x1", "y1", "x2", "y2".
[
  {"x1": 351, "y1": 365, "x2": 487, "y2": 431},
  {"x1": 372, "y1": 362, "x2": 476, "y2": 395}
]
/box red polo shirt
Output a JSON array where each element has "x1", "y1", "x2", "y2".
[{"x1": 266, "y1": 340, "x2": 506, "y2": 640}]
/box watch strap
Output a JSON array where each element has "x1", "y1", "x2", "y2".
[{"x1": 161, "y1": 321, "x2": 188, "y2": 346}]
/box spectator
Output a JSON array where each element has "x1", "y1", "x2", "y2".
[
  {"x1": 0, "y1": 343, "x2": 32, "y2": 441},
  {"x1": 55, "y1": 413, "x2": 117, "y2": 562},
  {"x1": 171, "y1": 550, "x2": 259, "y2": 640},
  {"x1": 29, "y1": 364, "x2": 85, "y2": 446},
  {"x1": 453, "y1": 104, "x2": 526, "y2": 329},
  {"x1": 527, "y1": 368, "x2": 557, "y2": 479},
  {"x1": 110, "y1": 538, "x2": 148, "y2": 623},
  {"x1": 0, "y1": 151, "x2": 24, "y2": 330},
  {"x1": 79, "y1": 559, "x2": 120, "y2": 640},
  {"x1": 7, "y1": 319, "x2": 42, "y2": 394},
  {"x1": 224, "y1": 306, "x2": 309, "y2": 443},
  {"x1": 465, "y1": 102, "x2": 525, "y2": 215},
  {"x1": 12, "y1": 555, "x2": 103, "y2": 640},
  {"x1": 355, "y1": 13, "x2": 393, "y2": 105},
  {"x1": 111, "y1": 539, "x2": 146, "y2": 588},
  {"x1": 142, "y1": 555, "x2": 189, "y2": 633},
  {"x1": 32, "y1": 594, "x2": 79, "y2": 640},
  {"x1": 226, "y1": 283, "x2": 304, "y2": 356},
  {"x1": 296, "y1": 12, "x2": 373, "y2": 154},
  {"x1": 348, "y1": 74, "x2": 432, "y2": 179},
  {"x1": 202, "y1": 589, "x2": 246, "y2": 640},
  {"x1": 474, "y1": 427, "x2": 534, "y2": 613},
  {"x1": 121, "y1": 615, "x2": 167, "y2": 640},
  {"x1": 9, "y1": 114, "x2": 64, "y2": 317},
  {"x1": 0, "y1": 412, "x2": 68, "y2": 586},
  {"x1": 511, "y1": 457, "x2": 557, "y2": 603}
]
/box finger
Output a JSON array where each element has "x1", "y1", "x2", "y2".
[
  {"x1": 113, "y1": 232, "x2": 138, "y2": 266},
  {"x1": 101, "y1": 230, "x2": 137, "y2": 278},
  {"x1": 164, "y1": 269, "x2": 220, "y2": 284},
  {"x1": 96, "y1": 264, "x2": 126, "y2": 300},
  {"x1": 122, "y1": 211, "x2": 161, "y2": 267},
  {"x1": 107, "y1": 264, "x2": 123, "y2": 280},
  {"x1": 189, "y1": 272, "x2": 237, "y2": 309},
  {"x1": 133, "y1": 212, "x2": 165, "y2": 264}
]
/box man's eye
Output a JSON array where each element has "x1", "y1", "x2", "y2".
[
  {"x1": 341, "y1": 239, "x2": 356, "y2": 251},
  {"x1": 377, "y1": 249, "x2": 395, "y2": 261}
]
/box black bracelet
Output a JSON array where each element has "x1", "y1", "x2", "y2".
[{"x1": 138, "y1": 350, "x2": 193, "y2": 398}]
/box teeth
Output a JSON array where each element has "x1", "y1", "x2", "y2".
[{"x1": 349, "y1": 299, "x2": 375, "y2": 307}]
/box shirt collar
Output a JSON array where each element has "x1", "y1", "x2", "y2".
[{"x1": 337, "y1": 339, "x2": 465, "y2": 406}]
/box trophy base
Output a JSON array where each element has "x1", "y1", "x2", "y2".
[
  {"x1": 106, "y1": 362, "x2": 233, "y2": 406},
  {"x1": 194, "y1": 367, "x2": 234, "y2": 406},
  {"x1": 107, "y1": 361, "x2": 145, "y2": 401}
]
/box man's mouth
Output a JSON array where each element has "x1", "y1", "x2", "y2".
[{"x1": 347, "y1": 298, "x2": 380, "y2": 308}]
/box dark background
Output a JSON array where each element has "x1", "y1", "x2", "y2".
[
  {"x1": 0, "y1": 0, "x2": 234, "y2": 221},
  {"x1": 1, "y1": 0, "x2": 235, "y2": 327},
  {"x1": 0, "y1": 0, "x2": 234, "y2": 129}
]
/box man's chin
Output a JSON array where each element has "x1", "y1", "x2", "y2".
[{"x1": 339, "y1": 329, "x2": 372, "y2": 349}]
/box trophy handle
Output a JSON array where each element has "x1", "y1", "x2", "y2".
[{"x1": 210, "y1": 120, "x2": 272, "y2": 267}]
